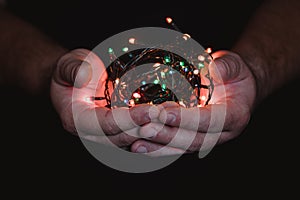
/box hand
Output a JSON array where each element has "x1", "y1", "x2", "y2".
[
  {"x1": 130, "y1": 50, "x2": 257, "y2": 156},
  {"x1": 51, "y1": 49, "x2": 159, "y2": 148}
]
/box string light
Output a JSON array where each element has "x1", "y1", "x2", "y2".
[
  {"x1": 165, "y1": 16, "x2": 181, "y2": 32},
  {"x1": 129, "y1": 99, "x2": 135, "y2": 106},
  {"x1": 198, "y1": 55, "x2": 205, "y2": 62},
  {"x1": 129, "y1": 38, "x2": 136, "y2": 44},
  {"x1": 122, "y1": 47, "x2": 129, "y2": 52},
  {"x1": 153, "y1": 79, "x2": 159, "y2": 84},
  {"x1": 164, "y1": 55, "x2": 171, "y2": 63},
  {"x1": 90, "y1": 17, "x2": 214, "y2": 108},
  {"x1": 182, "y1": 33, "x2": 191, "y2": 41},
  {"x1": 206, "y1": 47, "x2": 212, "y2": 54},
  {"x1": 166, "y1": 17, "x2": 173, "y2": 24},
  {"x1": 198, "y1": 63, "x2": 205, "y2": 68},
  {"x1": 193, "y1": 69, "x2": 199, "y2": 75},
  {"x1": 153, "y1": 63, "x2": 161, "y2": 68},
  {"x1": 115, "y1": 78, "x2": 120, "y2": 85},
  {"x1": 99, "y1": 47, "x2": 214, "y2": 108},
  {"x1": 133, "y1": 92, "x2": 141, "y2": 99},
  {"x1": 200, "y1": 95, "x2": 207, "y2": 101},
  {"x1": 108, "y1": 47, "x2": 114, "y2": 54}
]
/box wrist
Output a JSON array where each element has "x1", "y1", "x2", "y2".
[
  {"x1": 232, "y1": 44, "x2": 269, "y2": 108},
  {"x1": 28, "y1": 45, "x2": 68, "y2": 95},
  {"x1": 43, "y1": 46, "x2": 69, "y2": 92}
]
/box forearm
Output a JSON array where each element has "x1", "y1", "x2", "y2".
[
  {"x1": 233, "y1": 0, "x2": 300, "y2": 106},
  {"x1": 0, "y1": 7, "x2": 67, "y2": 94}
]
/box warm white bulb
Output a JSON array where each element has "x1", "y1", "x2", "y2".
[
  {"x1": 198, "y1": 55, "x2": 205, "y2": 62},
  {"x1": 182, "y1": 33, "x2": 191, "y2": 41},
  {"x1": 153, "y1": 63, "x2": 161, "y2": 68},
  {"x1": 129, "y1": 38, "x2": 136, "y2": 44},
  {"x1": 129, "y1": 99, "x2": 135, "y2": 106},
  {"x1": 133, "y1": 92, "x2": 141, "y2": 99}
]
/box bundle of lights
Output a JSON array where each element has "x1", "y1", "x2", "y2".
[{"x1": 91, "y1": 17, "x2": 214, "y2": 108}]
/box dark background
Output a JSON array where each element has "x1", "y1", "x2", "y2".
[{"x1": 2, "y1": 0, "x2": 299, "y2": 197}]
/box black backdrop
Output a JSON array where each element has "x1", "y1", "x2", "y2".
[{"x1": 2, "y1": 0, "x2": 299, "y2": 197}]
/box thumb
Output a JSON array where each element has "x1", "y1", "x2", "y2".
[
  {"x1": 53, "y1": 49, "x2": 92, "y2": 88},
  {"x1": 210, "y1": 50, "x2": 243, "y2": 83}
]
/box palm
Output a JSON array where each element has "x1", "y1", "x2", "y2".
[
  {"x1": 130, "y1": 51, "x2": 258, "y2": 156},
  {"x1": 210, "y1": 51, "x2": 256, "y2": 141},
  {"x1": 50, "y1": 49, "x2": 160, "y2": 148}
]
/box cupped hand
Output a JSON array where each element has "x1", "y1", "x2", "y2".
[
  {"x1": 131, "y1": 50, "x2": 257, "y2": 156},
  {"x1": 51, "y1": 49, "x2": 159, "y2": 148}
]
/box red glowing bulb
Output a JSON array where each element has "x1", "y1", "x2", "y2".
[{"x1": 166, "y1": 17, "x2": 173, "y2": 24}]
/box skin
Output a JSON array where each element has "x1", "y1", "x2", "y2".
[
  {"x1": 130, "y1": 0, "x2": 300, "y2": 155},
  {"x1": 1, "y1": 0, "x2": 300, "y2": 156},
  {"x1": 131, "y1": 51, "x2": 256, "y2": 155},
  {"x1": 0, "y1": 6, "x2": 160, "y2": 149},
  {"x1": 51, "y1": 49, "x2": 160, "y2": 148},
  {"x1": 0, "y1": 7, "x2": 66, "y2": 94}
]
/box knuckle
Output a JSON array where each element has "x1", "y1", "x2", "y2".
[
  {"x1": 118, "y1": 133, "x2": 136, "y2": 147},
  {"x1": 55, "y1": 49, "x2": 91, "y2": 86},
  {"x1": 189, "y1": 138, "x2": 202, "y2": 152},
  {"x1": 102, "y1": 109, "x2": 119, "y2": 134},
  {"x1": 214, "y1": 52, "x2": 243, "y2": 82},
  {"x1": 130, "y1": 105, "x2": 149, "y2": 125},
  {"x1": 60, "y1": 111, "x2": 77, "y2": 134}
]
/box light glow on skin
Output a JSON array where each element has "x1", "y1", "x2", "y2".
[
  {"x1": 201, "y1": 95, "x2": 207, "y2": 101},
  {"x1": 179, "y1": 100, "x2": 186, "y2": 107},
  {"x1": 85, "y1": 97, "x2": 93, "y2": 103},
  {"x1": 129, "y1": 99, "x2": 135, "y2": 106}
]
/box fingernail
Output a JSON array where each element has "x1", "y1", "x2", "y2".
[
  {"x1": 136, "y1": 146, "x2": 148, "y2": 153},
  {"x1": 74, "y1": 61, "x2": 92, "y2": 88},
  {"x1": 140, "y1": 127, "x2": 157, "y2": 138},
  {"x1": 167, "y1": 113, "x2": 176, "y2": 123},
  {"x1": 148, "y1": 106, "x2": 160, "y2": 120}
]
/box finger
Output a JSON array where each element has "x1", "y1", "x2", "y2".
[
  {"x1": 139, "y1": 122, "x2": 203, "y2": 152},
  {"x1": 156, "y1": 101, "x2": 180, "y2": 111},
  {"x1": 74, "y1": 103, "x2": 160, "y2": 136},
  {"x1": 140, "y1": 122, "x2": 236, "y2": 153},
  {"x1": 211, "y1": 50, "x2": 245, "y2": 83},
  {"x1": 97, "y1": 104, "x2": 160, "y2": 135},
  {"x1": 131, "y1": 140, "x2": 185, "y2": 156},
  {"x1": 158, "y1": 103, "x2": 228, "y2": 133},
  {"x1": 81, "y1": 127, "x2": 140, "y2": 148},
  {"x1": 54, "y1": 49, "x2": 93, "y2": 88}
]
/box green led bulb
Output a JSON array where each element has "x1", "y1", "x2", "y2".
[
  {"x1": 108, "y1": 47, "x2": 114, "y2": 54},
  {"x1": 164, "y1": 55, "x2": 171, "y2": 63}
]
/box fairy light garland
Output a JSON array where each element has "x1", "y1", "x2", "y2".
[{"x1": 90, "y1": 17, "x2": 214, "y2": 108}]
